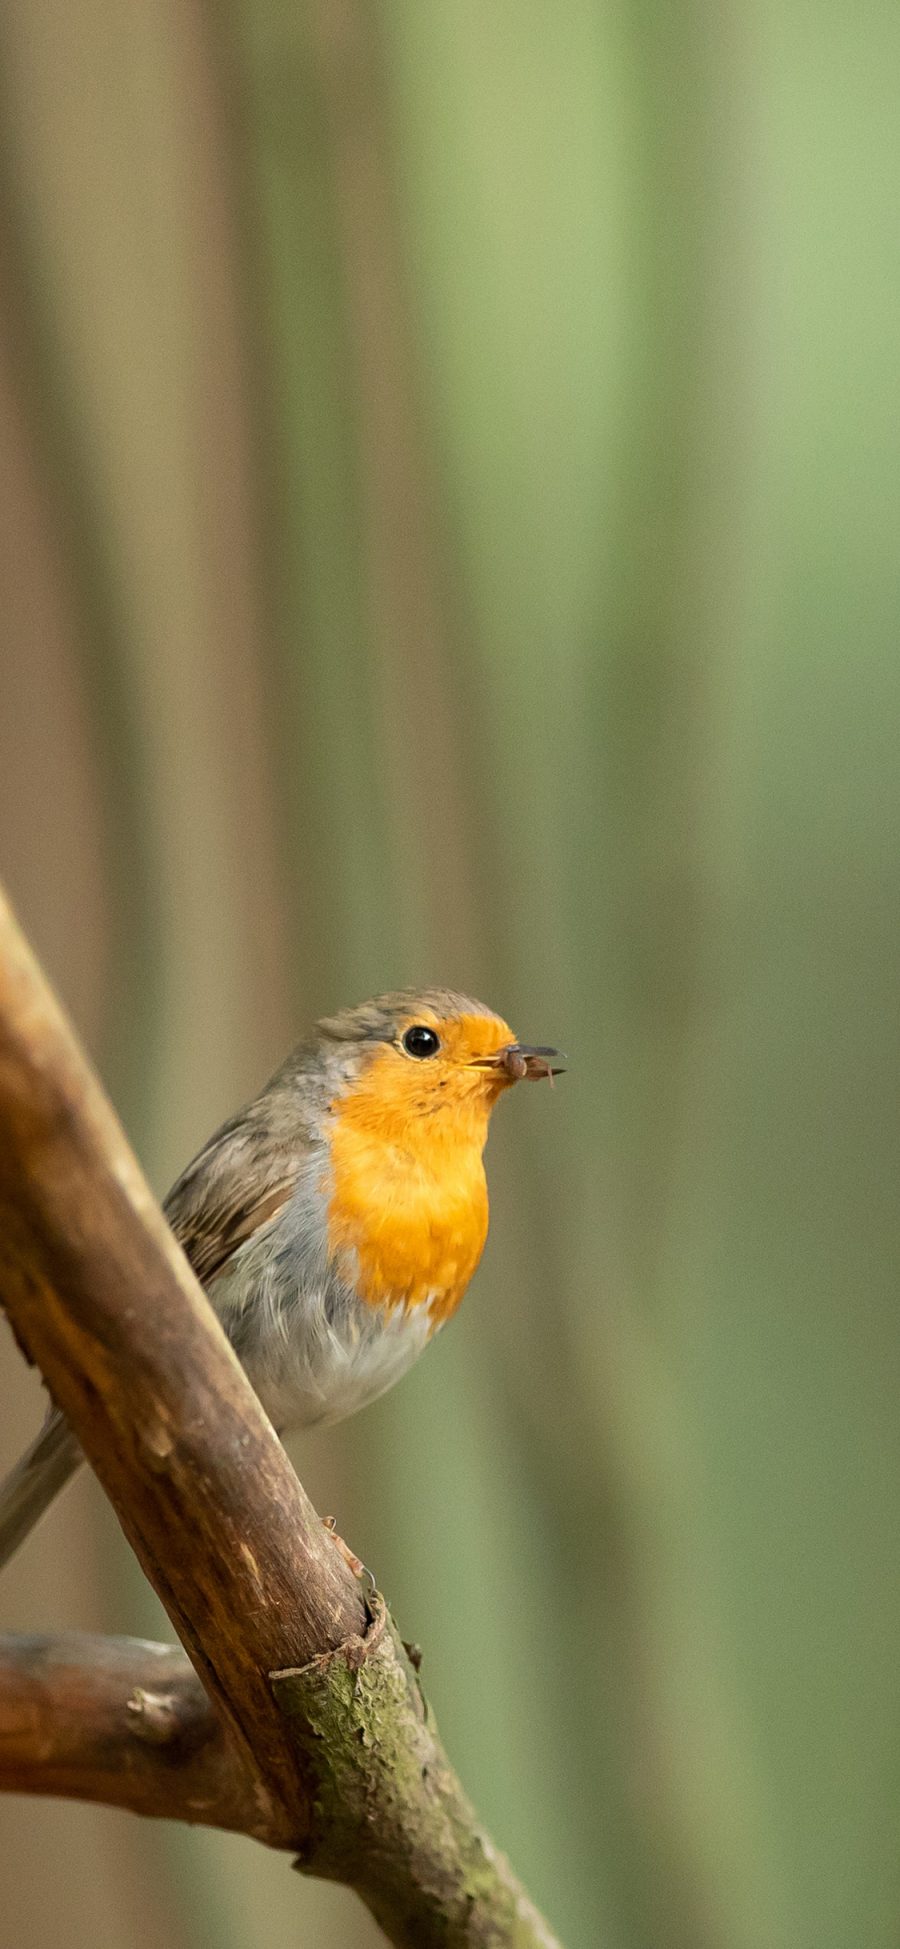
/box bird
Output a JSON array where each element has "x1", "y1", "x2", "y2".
[{"x1": 0, "y1": 987, "x2": 563, "y2": 1570}]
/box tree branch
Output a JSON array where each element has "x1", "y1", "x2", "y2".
[
  {"x1": 0, "y1": 1632, "x2": 286, "y2": 1840},
  {"x1": 0, "y1": 884, "x2": 565, "y2": 1948},
  {"x1": 0, "y1": 881, "x2": 364, "y2": 1842}
]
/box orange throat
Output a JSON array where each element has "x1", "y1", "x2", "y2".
[{"x1": 326, "y1": 1047, "x2": 496, "y2": 1328}]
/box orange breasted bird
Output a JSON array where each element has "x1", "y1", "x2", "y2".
[{"x1": 0, "y1": 989, "x2": 563, "y2": 1568}]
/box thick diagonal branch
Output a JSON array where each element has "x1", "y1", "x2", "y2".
[
  {"x1": 0, "y1": 883, "x2": 365, "y2": 1842},
  {"x1": 0, "y1": 884, "x2": 565, "y2": 1948}
]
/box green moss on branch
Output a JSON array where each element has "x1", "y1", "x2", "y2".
[{"x1": 272, "y1": 1595, "x2": 563, "y2": 1949}]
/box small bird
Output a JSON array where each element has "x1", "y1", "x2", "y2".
[{"x1": 0, "y1": 988, "x2": 563, "y2": 1569}]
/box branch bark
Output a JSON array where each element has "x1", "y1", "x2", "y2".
[
  {"x1": 0, "y1": 1632, "x2": 280, "y2": 1839},
  {"x1": 0, "y1": 883, "x2": 564, "y2": 1949}
]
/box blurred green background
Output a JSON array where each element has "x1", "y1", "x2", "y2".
[{"x1": 1, "y1": 4, "x2": 899, "y2": 1947}]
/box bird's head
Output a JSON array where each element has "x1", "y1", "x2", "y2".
[{"x1": 314, "y1": 988, "x2": 563, "y2": 1147}]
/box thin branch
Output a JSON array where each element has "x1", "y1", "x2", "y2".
[
  {"x1": 0, "y1": 1632, "x2": 290, "y2": 1841},
  {"x1": 0, "y1": 882, "x2": 565, "y2": 1949}
]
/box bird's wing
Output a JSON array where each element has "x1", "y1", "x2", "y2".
[{"x1": 163, "y1": 1094, "x2": 314, "y2": 1289}]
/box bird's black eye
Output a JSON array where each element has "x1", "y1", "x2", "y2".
[{"x1": 401, "y1": 1024, "x2": 441, "y2": 1060}]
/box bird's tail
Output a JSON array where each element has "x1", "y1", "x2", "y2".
[{"x1": 0, "y1": 1409, "x2": 82, "y2": 1571}]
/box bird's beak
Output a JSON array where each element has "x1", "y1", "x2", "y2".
[{"x1": 475, "y1": 1043, "x2": 566, "y2": 1084}]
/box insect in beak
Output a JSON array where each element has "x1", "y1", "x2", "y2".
[{"x1": 474, "y1": 1044, "x2": 566, "y2": 1084}]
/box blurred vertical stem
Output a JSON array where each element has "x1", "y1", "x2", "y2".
[
  {"x1": 0, "y1": 73, "x2": 163, "y2": 1129},
  {"x1": 581, "y1": 5, "x2": 771, "y2": 1947}
]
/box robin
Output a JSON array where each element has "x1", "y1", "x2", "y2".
[{"x1": 0, "y1": 988, "x2": 563, "y2": 1569}]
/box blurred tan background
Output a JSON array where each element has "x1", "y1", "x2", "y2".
[{"x1": 1, "y1": 3, "x2": 899, "y2": 1947}]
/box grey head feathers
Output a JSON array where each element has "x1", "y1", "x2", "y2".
[{"x1": 314, "y1": 989, "x2": 502, "y2": 1046}]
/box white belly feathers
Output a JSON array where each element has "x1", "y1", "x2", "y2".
[{"x1": 207, "y1": 1161, "x2": 435, "y2": 1431}]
